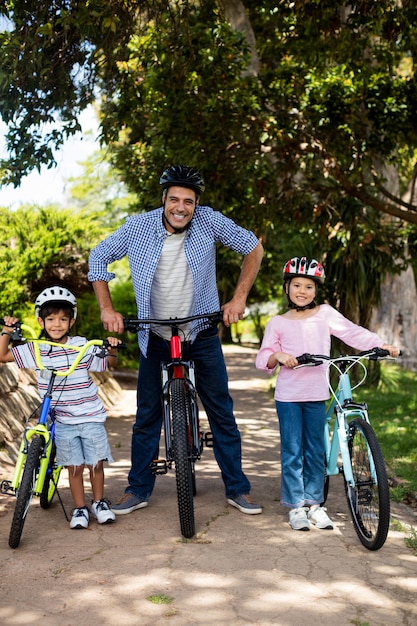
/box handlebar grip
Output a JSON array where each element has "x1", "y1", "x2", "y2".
[{"x1": 295, "y1": 353, "x2": 312, "y2": 365}]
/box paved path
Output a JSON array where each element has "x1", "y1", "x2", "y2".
[{"x1": 0, "y1": 345, "x2": 416, "y2": 626}]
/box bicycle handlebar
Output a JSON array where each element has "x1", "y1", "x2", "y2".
[
  {"x1": 1, "y1": 318, "x2": 124, "y2": 377},
  {"x1": 123, "y1": 311, "x2": 223, "y2": 333},
  {"x1": 295, "y1": 347, "x2": 401, "y2": 368}
]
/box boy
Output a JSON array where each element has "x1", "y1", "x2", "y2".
[{"x1": 0, "y1": 286, "x2": 120, "y2": 529}]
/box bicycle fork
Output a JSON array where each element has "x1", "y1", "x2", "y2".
[{"x1": 10, "y1": 396, "x2": 54, "y2": 496}]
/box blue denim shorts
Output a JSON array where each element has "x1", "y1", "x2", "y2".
[{"x1": 55, "y1": 421, "x2": 114, "y2": 467}]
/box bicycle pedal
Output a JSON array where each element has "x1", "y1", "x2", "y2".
[
  {"x1": 150, "y1": 459, "x2": 168, "y2": 475},
  {"x1": 204, "y1": 431, "x2": 214, "y2": 448},
  {"x1": 0, "y1": 480, "x2": 15, "y2": 496}
]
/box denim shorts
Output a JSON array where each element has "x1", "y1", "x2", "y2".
[{"x1": 55, "y1": 421, "x2": 114, "y2": 467}]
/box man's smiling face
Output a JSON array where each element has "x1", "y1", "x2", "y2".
[{"x1": 162, "y1": 186, "x2": 197, "y2": 233}]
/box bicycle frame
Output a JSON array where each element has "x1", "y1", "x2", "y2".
[
  {"x1": 296, "y1": 347, "x2": 395, "y2": 550},
  {"x1": 5, "y1": 322, "x2": 107, "y2": 495},
  {"x1": 0, "y1": 317, "x2": 113, "y2": 548},
  {"x1": 159, "y1": 327, "x2": 200, "y2": 472},
  {"x1": 325, "y1": 366, "x2": 372, "y2": 487},
  {"x1": 123, "y1": 312, "x2": 222, "y2": 537}
]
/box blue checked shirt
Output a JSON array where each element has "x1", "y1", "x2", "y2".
[{"x1": 88, "y1": 205, "x2": 259, "y2": 355}]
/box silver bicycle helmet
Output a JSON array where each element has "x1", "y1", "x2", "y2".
[{"x1": 35, "y1": 286, "x2": 78, "y2": 319}]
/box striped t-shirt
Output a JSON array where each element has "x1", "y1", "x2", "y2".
[
  {"x1": 11, "y1": 336, "x2": 107, "y2": 425},
  {"x1": 150, "y1": 230, "x2": 194, "y2": 340}
]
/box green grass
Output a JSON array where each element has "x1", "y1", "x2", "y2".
[{"x1": 355, "y1": 363, "x2": 417, "y2": 499}]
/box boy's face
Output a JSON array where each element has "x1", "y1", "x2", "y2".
[
  {"x1": 38, "y1": 310, "x2": 75, "y2": 343},
  {"x1": 287, "y1": 276, "x2": 316, "y2": 308}
]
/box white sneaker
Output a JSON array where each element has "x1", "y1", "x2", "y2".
[
  {"x1": 308, "y1": 505, "x2": 334, "y2": 529},
  {"x1": 92, "y1": 498, "x2": 116, "y2": 524},
  {"x1": 70, "y1": 506, "x2": 89, "y2": 529},
  {"x1": 289, "y1": 507, "x2": 310, "y2": 531}
]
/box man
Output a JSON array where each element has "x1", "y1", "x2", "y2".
[{"x1": 88, "y1": 164, "x2": 264, "y2": 515}]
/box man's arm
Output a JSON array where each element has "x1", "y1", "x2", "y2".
[
  {"x1": 92, "y1": 280, "x2": 125, "y2": 334},
  {"x1": 221, "y1": 241, "x2": 264, "y2": 327}
]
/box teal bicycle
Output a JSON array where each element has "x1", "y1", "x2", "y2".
[
  {"x1": 296, "y1": 347, "x2": 398, "y2": 551},
  {"x1": 0, "y1": 319, "x2": 117, "y2": 548}
]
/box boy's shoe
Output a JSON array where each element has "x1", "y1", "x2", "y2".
[
  {"x1": 92, "y1": 498, "x2": 116, "y2": 524},
  {"x1": 227, "y1": 493, "x2": 262, "y2": 515},
  {"x1": 308, "y1": 505, "x2": 334, "y2": 530},
  {"x1": 111, "y1": 492, "x2": 148, "y2": 515},
  {"x1": 70, "y1": 506, "x2": 90, "y2": 529},
  {"x1": 289, "y1": 507, "x2": 310, "y2": 531}
]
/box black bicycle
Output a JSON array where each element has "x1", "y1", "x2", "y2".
[{"x1": 123, "y1": 312, "x2": 222, "y2": 538}]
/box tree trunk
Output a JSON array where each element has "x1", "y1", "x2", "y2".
[{"x1": 371, "y1": 264, "x2": 417, "y2": 371}]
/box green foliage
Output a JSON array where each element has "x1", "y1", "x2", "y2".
[
  {"x1": 2, "y1": 0, "x2": 417, "y2": 324},
  {"x1": 0, "y1": 205, "x2": 102, "y2": 314},
  {"x1": 360, "y1": 364, "x2": 417, "y2": 497}
]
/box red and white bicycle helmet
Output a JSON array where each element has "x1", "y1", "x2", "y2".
[
  {"x1": 283, "y1": 257, "x2": 325, "y2": 284},
  {"x1": 35, "y1": 286, "x2": 78, "y2": 319}
]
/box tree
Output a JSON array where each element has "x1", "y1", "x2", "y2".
[
  {"x1": 0, "y1": 205, "x2": 102, "y2": 312},
  {"x1": 1, "y1": 0, "x2": 417, "y2": 324}
]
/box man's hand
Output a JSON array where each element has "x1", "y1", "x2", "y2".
[
  {"x1": 101, "y1": 308, "x2": 125, "y2": 334},
  {"x1": 221, "y1": 298, "x2": 246, "y2": 327}
]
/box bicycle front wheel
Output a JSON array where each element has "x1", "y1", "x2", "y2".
[
  {"x1": 344, "y1": 418, "x2": 390, "y2": 551},
  {"x1": 172, "y1": 379, "x2": 195, "y2": 539},
  {"x1": 9, "y1": 435, "x2": 43, "y2": 549},
  {"x1": 40, "y1": 443, "x2": 62, "y2": 509}
]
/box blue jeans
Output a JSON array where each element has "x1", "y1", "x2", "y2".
[
  {"x1": 127, "y1": 330, "x2": 251, "y2": 500},
  {"x1": 275, "y1": 400, "x2": 326, "y2": 509}
]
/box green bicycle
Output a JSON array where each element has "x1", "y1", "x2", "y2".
[{"x1": 0, "y1": 319, "x2": 115, "y2": 548}]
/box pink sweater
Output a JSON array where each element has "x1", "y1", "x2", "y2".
[{"x1": 255, "y1": 304, "x2": 384, "y2": 402}]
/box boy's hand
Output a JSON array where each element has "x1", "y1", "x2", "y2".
[
  {"x1": 106, "y1": 336, "x2": 122, "y2": 348},
  {"x1": 2, "y1": 315, "x2": 19, "y2": 330}
]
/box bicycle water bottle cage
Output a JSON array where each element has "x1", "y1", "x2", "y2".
[{"x1": 342, "y1": 399, "x2": 368, "y2": 411}]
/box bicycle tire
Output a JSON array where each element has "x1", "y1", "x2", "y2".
[
  {"x1": 172, "y1": 379, "x2": 195, "y2": 538},
  {"x1": 9, "y1": 435, "x2": 43, "y2": 549},
  {"x1": 344, "y1": 418, "x2": 390, "y2": 551},
  {"x1": 40, "y1": 443, "x2": 62, "y2": 509}
]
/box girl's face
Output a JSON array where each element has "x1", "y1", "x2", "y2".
[
  {"x1": 287, "y1": 277, "x2": 316, "y2": 308},
  {"x1": 38, "y1": 310, "x2": 75, "y2": 343}
]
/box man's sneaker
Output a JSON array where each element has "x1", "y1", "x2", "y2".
[
  {"x1": 111, "y1": 492, "x2": 148, "y2": 515},
  {"x1": 70, "y1": 506, "x2": 89, "y2": 529},
  {"x1": 308, "y1": 505, "x2": 334, "y2": 529},
  {"x1": 92, "y1": 498, "x2": 116, "y2": 524},
  {"x1": 227, "y1": 493, "x2": 262, "y2": 515},
  {"x1": 288, "y1": 507, "x2": 310, "y2": 531}
]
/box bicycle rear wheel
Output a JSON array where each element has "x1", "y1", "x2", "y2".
[
  {"x1": 344, "y1": 418, "x2": 390, "y2": 550},
  {"x1": 9, "y1": 435, "x2": 43, "y2": 549},
  {"x1": 172, "y1": 379, "x2": 195, "y2": 538},
  {"x1": 40, "y1": 442, "x2": 62, "y2": 509}
]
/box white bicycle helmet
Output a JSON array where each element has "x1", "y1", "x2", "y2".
[{"x1": 35, "y1": 286, "x2": 77, "y2": 319}]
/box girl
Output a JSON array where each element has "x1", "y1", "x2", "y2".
[{"x1": 255, "y1": 257, "x2": 400, "y2": 531}]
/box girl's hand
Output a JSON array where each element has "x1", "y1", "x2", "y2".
[
  {"x1": 268, "y1": 352, "x2": 298, "y2": 369},
  {"x1": 381, "y1": 343, "x2": 401, "y2": 358},
  {"x1": 279, "y1": 353, "x2": 298, "y2": 368}
]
